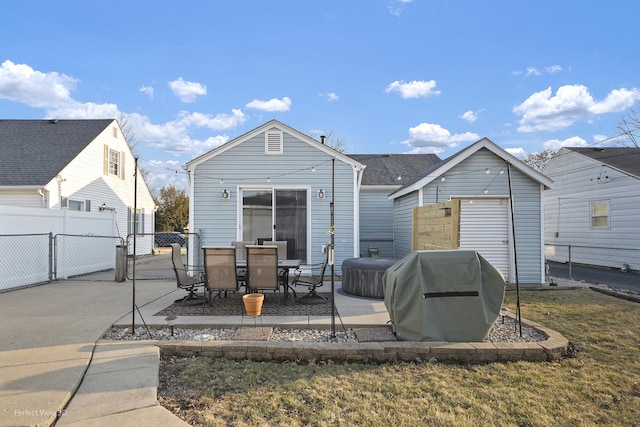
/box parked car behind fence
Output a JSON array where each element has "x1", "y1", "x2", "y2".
[{"x1": 154, "y1": 232, "x2": 185, "y2": 247}]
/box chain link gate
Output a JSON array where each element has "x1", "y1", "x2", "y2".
[
  {"x1": 54, "y1": 234, "x2": 125, "y2": 280},
  {"x1": 126, "y1": 232, "x2": 201, "y2": 280}
]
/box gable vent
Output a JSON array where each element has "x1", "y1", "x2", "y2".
[{"x1": 265, "y1": 130, "x2": 283, "y2": 155}]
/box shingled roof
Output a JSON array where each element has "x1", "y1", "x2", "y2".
[
  {"x1": 568, "y1": 147, "x2": 640, "y2": 179},
  {"x1": 0, "y1": 119, "x2": 113, "y2": 186},
  {"x1": 347, "y1": 153, "x2": 441, "y2": 186}
]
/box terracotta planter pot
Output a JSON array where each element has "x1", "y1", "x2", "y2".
[{"x1": 242, "y1": 293, "x2": 264, "y2": 317}]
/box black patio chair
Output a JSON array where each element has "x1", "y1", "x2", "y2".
[
  {"x1": 293, "y1": 244, "x2": 329, "y2": 303},
  {"x1": 170, "y1": 243, "x2": 205, "y2": 304}
]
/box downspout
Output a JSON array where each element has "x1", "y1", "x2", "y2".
[
  {"x1": 37, "y1": 188, "x2": 46, "y2": 208},
  {"x1": 353, "y1": 164, "x2": 366, "y2": 258}
]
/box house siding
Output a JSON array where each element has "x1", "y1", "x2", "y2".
[
  {"x1": 543, "y1": 149, "x2": 640, "y2": 270},
  {"x1": 392, "y1": 192, "x2": 419, "y2": 257},
  {"x1": 191, "y1": 128, "x2": 356, "y2": 272},
  {"x1": 0, "y1": 191, "x2": 43, "y2": 208},
  {"x1": 51, "y1": 123, "x2": 155, "y2": 249},
  {"x1": 359, "y1": 188, "x2": 395, "y2": 257}
]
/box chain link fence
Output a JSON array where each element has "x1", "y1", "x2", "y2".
[
  {"x1": 545, "y1": 243, "x2": 640, "y2": 287},
  {"x1": 1, "y1": 231, "x2": 203, "y2": 290},
  {"x1": 0, "y1": 233, "x2": 53, "y2": 291}
]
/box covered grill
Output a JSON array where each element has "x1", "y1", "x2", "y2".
[{"x1": 383, "y1": 250, "x2": 506, "y2": 342}]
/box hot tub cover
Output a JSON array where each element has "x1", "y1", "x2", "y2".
[{"x1": 383, "y1": 250, "x2": 506, "y2": 342}]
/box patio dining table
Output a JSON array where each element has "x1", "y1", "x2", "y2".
[{"x1": 235, "y1": 259, "x2": 301, "y2": 302}]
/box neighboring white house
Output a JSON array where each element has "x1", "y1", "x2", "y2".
[
  {"x1": 542, "y1": 147, "x2": 640, "y2": 271},
  {"x1": 0, "y1": 119, "x2": 156, "y2": 252},
  {"x1": 388, "y1": 138, "x2": 553, "y2": 285},
  {"x1": 185, "y1": 120, "x2": 365, "y2": 274}
]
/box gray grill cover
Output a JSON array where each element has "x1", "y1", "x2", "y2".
[{"x1": 383, "y1": 250, "x2": 506, "y2": 342}]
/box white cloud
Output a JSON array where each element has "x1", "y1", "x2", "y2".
[
  {"x1": 46, "y1": 101, "x2": 120, "y2": 119},
  {"x1": 543, "y1": 136, "x2": 588, "y2": 151},
  {"x1": 505, "y1": 147, "x2": 527, "y2": 159},
  {"x1": 513, "y1": 85, "x2": 640, "y2": 132},
  {"x1": 388, "y1": 0, "x2": 413, "y2": 16},
  {"x1": 401, "y1": 123, "x2": 479, "y2": 153},
  {"x1": 513, "y1": 64, "x2": 563, "y2": 77},
  {"x1": 168, "y1": 77, "x2": 207, "y2": 103},
  {"x1": 526, "y1": 67, "x2": 541, "y2": 76},
  {"x1": 125, "y1": 109, "x2": 242, "y2": 153},
  {"x1": 385, "y1": 80, "x2": 440, "y2": 99},
  {"x1": 460, "y1": 110, "x2": 480, "y2": 123},
  {"x1": 545, "y1": 65, "x2": 562, "y2": 74},
  {"x1": 0, "y1": 60, "x2": 77, "y2": 107},
  {"x1": 245, "y1": 96, "x2": 292, "y2": 112},
  {"x1": 320, "y1": 92, "x2": 339, "y2": 102},
  {"x1": 139, "y1": 85, "x2": 154, "y2": 99}
]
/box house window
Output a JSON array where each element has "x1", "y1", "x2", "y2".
[
  {"x1": 68, "y1": 200, "x2": 84, "y2": 211},
  {"x1": 265, "y1": 130, "x2": 283, "y2": 154},
  {"x1": 129, "y1": 208, "x2": 145, "y2": 235},
  {"x1": 109, "y1": 149, "x2": 120, "y2": 176},
  {"x1": 104, "y1": 144, "x2": 125, "y2": 179},
  {"x1": 590, "y1": 201, "x2": 609, "y2": 229}
]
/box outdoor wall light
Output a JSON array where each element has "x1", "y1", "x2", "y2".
[
  {"x1": 222, "y1": 189, "x2": 229, "y2": 199},
  {"x1": 317, "y1": 189, "x2": 325, "y2": 199},
  {"x1": 99, "y1": 203, "x2": 115, "y2": 212}
]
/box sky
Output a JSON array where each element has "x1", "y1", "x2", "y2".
[{"x1": 1, "y1": 1, "x2": 639, "y2": 191}]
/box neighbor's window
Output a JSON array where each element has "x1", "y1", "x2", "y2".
[
  {"x1": 590, "y1": 201, "x2": 609, "y2": 229},
  {"x1": 68, "y1": 200, "x2": 84, "y2": 211},
  {"x1": 129, "y1": 208, "x2": 145, "y2": 235},
  {"x1": 108, "y1": 149, "x2": 120, "y2": 176}
]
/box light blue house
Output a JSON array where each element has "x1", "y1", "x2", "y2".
[
  {"x1": 388, "y1": 138, "x2": 553, "y2": 285},
  {"x1": 185, "y1": 120, "x2": 365, "y2": 274}
]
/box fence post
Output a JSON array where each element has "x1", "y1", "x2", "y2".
[
  {"x1": 568, "y1": 245, "x2": 572, "y2": 280},
  {"x1": 115, "y1": 244, "x2": 127, "y2": 282},
  {"x1": 48, "y1": 232, "x2": 54, "y2": 283}
]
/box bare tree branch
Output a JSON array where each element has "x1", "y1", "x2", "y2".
[{"x1": 615, "y1": 108, "x2": 640, "y2": 147}]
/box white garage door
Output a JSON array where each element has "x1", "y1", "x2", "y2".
[{"x1": 459, "y1": 198, "x2": 511, "y2": 282}]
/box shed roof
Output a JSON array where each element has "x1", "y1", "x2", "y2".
[
  {"x1": 568, "y1": 147, "x2": 640, "y2": 179},
  {"x1": 347, "y1": 153, "x2": 441, "y2": 186},
  {"x1": 389, "y1": 137, "x2": 554, "y2": 199},
  {"x1": 0, "y1": 119, "x2": 113, "y2": 186}
]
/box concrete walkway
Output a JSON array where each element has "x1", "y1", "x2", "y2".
[
  {"x1": 0, "y1": 278, "x2": 391, "y2": 426},
  {"x1": 0, "y1": 279, "x2": 192, "y2": 426}
]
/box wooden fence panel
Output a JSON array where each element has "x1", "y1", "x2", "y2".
[{"x1": 412, "y1": 199, "x2": 460, "y2": 250}]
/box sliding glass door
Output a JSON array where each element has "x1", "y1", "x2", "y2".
[{"x1": 242, "y1": 189, "x2": 307, "y2": 262}]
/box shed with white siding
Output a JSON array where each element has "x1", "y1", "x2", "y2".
[{"x1": 389, "y1": 138, "x2": 553, "y2": 285}]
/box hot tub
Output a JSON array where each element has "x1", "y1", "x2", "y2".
[{"x1": 341, "y1": 257, "x2": 397, "y2": 299}]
